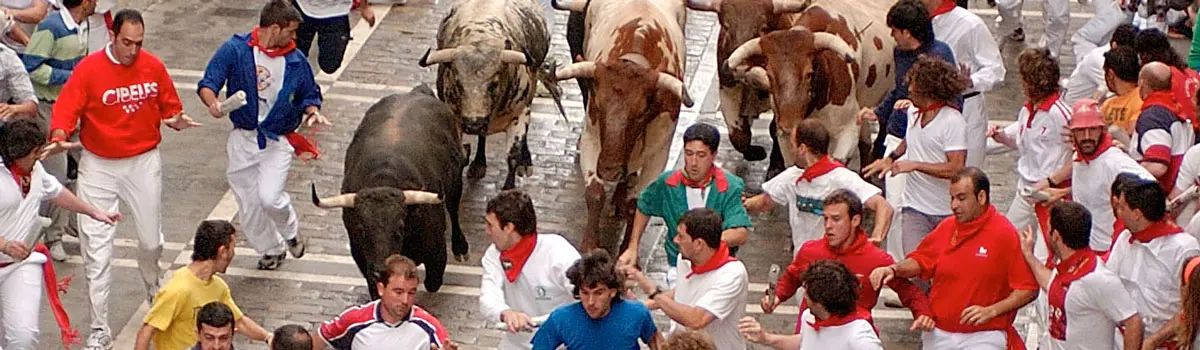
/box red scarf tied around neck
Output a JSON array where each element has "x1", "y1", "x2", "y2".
[
  {"x1": 797, "y1": 156, "x2": 844, "y2": 183},
  {"x1": 687, "y1": 242, "x2": 738, "y2": 278},
  {"x1": 1047, "y1": 249, "x2": 1098, "y2": 341},
  {"x1": 807, "y1": 308, "x2": 872, "y2": 331},
  {"x1": 929, "y1": 0, "x2": 956, "y2": 17},
  {"x1": 247, "y1": 27, "x2": 296, "y2": 58},
  {"x1": 499, "y1": 234, "x2": 538, "y2": 282}
]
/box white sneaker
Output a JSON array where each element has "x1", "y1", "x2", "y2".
[
  {"x1": 85, "y1": 329, "x2": 113, "y2": 350},
  {"x1": 48, "y1": 242, "x2": 67, "y2": 262}
]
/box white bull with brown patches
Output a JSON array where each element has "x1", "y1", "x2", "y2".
[
  {"x1": 419, "y1": 0, "x2": 557, "y2": 190},
  {"x1": 553, "y1": 0, "x2": 692, "y2": 252}
]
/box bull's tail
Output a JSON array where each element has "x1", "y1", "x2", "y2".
[{"x1": 539, "y1": 62, "x2": 570, "y2": 123}]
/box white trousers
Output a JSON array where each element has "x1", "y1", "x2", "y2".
[
  {"x1": 884, "y1": 134, "x2": 908, "y2": 262},
  {"x1": 1005, "y1": 181, "x2": 1051, "y2": 347},
  {"x1": 922, "y1": 328, "x2": 1006, "y2": 350},
  {"x1": 77, "y1": 148, "x2": 164, "y2": 333},
  {"x1": 996, "y1": 0, "x2": 1071, "y2": 56},
  {"x1": 0, "y1": 253, "x2": 45, "y2": 350},
  {"x1": 1071, "y1": 0, "x2": 1131, "y2": 59},
  {"x1": 227, "y1": 130, "x2": 298, "y2": 256},
  {"x1": 964, "y1": 95, "x2": 989, "y2": 169}
]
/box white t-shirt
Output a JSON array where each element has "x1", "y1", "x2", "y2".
[
  {"x1": 479, "y1": 234, "x2": 580, "y2": 350},
  {"x1": 685, "y1": 187, "x2": 708, "y2": 210},
  {"x1": 1046, "y1": 262, "x2": 1139, "y2": 350},
  {"x1": 1173, "y1": 144, "x2": 1200, "y2": 228},
  {"x1": 1063, "y1": 46, "x2": 1109, "y2": 106},
  {"x1": 902, "y1": 106, "x2": 967, "y2": 216},
  {"x1": 0, "y1": 160, "x2": 63, "y2": 263},
  {"x1": 1072, "y1": 148, "x2": 1155, "y2": 251},
  {"x1": 1107, "y1": 230, "x2": 1200, "y2": 339},
  {"x1": 931, "y1": 7, "x2": 1005, "y2": 93},
  {"x1": 294, "y1": 0, "x2": 354, "y2": 19},
  {"x1": 761, "y1": 166, "x2": 881, "y2": 253},
  {"x1": 1002, "y1": 96, "x2": 1073, "y2": 183},
  {"x1": 253, "y1": 50, "x2": 287, "y2": 123},
  {"x1": 672, "y1": 256, "x2": 748, "y2": 350},
  {"x1": 797, "y1": 309, "x2": 883, "y2": 350}
]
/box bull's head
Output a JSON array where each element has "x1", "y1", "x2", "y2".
[
  {"x1": 311, "y1": 183, "x2": 442, "y2": 234},
  {"x1": 556, "y1": 55, "x2": 693, "y2": 181},
  {"x1": 686, "y1": 0, "x2": 811, "y2": 87},
  {"x1": 727, "y1": 27, "x2": 854, "y2": 123},
  {"x1": 418, "y1": 40, "x2": 533, "y2": 135}
]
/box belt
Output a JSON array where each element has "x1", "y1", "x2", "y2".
[{"x1": 963, "y1": 91, "x2": 981, "y2": 99}]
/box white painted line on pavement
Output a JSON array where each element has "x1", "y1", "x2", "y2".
[{"x1": 969, "y1": 8, "x2": 1096, "y2": 19}]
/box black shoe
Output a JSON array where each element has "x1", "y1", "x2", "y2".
[
  {"x1": 257, "y1": 254, "x2": 286, "y2": 270},
  {"x1": 1008, "y1": 27, "x2": 1025, "y2": 42},
  {"x1": 287, "y1": 236, "x2": 307, "y2": 259}
]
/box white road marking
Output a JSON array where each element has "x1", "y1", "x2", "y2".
[
  {"x1": 111, "y1": 5, "x2": 395, "y2": 346},
  {"x1": 969, "y1": 8, "x2": 1096, "y2": 19}
]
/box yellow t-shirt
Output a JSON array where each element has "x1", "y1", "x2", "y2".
[
  {"x1": 1101, "y1": 88, "x2": 1143, "y2": 134},
  {"x1": 143, "y1": 267, "x2": 244, "y2": 350}
]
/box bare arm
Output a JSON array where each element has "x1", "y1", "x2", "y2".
[
  {"x1": 133, "y1": 324, "x2": 156, "y2": 350},
  {"x1": 236, "y1": 317, "x2": 272, "y2": 343},
  {"x1": 652, "y1": 291, "x2": 717, "y2": 329},
  {"x1": 722, "y1": 227, "x2": 748, "y2": 247},
  {"x1": 911, "y1": 151, "x2": 967, "y2": 179},
  {"x1": 989, "y1": 289, "x2": 1038, "y2": 317},
  {"x1": 742, "y1": 193, "x2": 775, "y2": 214},
  {"x1": 865, "y1": 195, "x2": 893, "y2": 244},
  {"x1": 1144, "y1": 314, "x2": 1180, "y2": 349},
  {"x1": 618, "y1": 210, "x2": 652, "y2": 267},
  {"x1": 5, "y1": 25, "x2": 26, "y2": 46},
  {"x1": 50, "y1": 189, "x2": 100, "y2": 217},
  {"x1": 648, "y1": 332, "x2": 663, "y2": 350},
  {"x1": 1141, "y1": 161, "x2": 1169, "y2": 178},
  {"x1": 1021, "y1": 252, "x2": 1053, "y2": 291},
  {"x1": 2, "y1": 0, "x2": 47, "y2": 25},
  {"x1": 1121, "y1": 313, "x2": 1144, "y2": 350}
]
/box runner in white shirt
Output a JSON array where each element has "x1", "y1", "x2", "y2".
[
  {"x1": 0, "y1": 119, "x2": 120, "y2": 349},
  {"x1": 743, "y1": 119, "x2": 892, "y2": 253},
  {"x1": 923, "y1": 0, "x2": 1005, "y2": 169},
  {"x1": 1017, "y1": 201, "x2": 1143, "y2": 350},
  {"x1": 1107, "y1": 180, "x2": 1200, "y2": 349},
  {"x1": 624, "y1": 208, "x2": 748, "y2": 350},
  {"x1": 478, "y1": 190, "x2": 579, "y2": 349},
  {"x1": 1128, "y1": 62, "x2": 1195, "y2": 194},
  {"x1": 1068, "y1": 0, "x2": 1132, "y2": 60},
  {"x1": 994, "y1": 0, "x2": 1070, "y2": 57},
  {"x1": 738, "y1": 260, "x2": 883, "y2": 350},
  {"x1": 863, "y1": 56, "x2": 967, "y2": 263},
  {"x1": 1170, "y1": 144, "x2": 1200, "y2": 235},
  {"x1": 1063, "y1": 24, "x2": 1139, "y2": 105}
]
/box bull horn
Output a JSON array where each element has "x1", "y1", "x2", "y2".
[
  {"x1": 772, "y1": 0, "x2": 810, "y2": 13},
  {"x1": 418, "y1": 48, "x2": 458, "y2": 67},
  {"x1": 811, "y1": 32, "x2": 857, "y2": 64},
  {"x1": 500, "y1": 50, "x2": 532, "y2": 66},
  {"x1": 552, "y1": 0, "x2": 588, "y2": 12},
  {"x1": 402, "y1": 190, "x2": 443, "y2": 205},
  {"x1": 745, "y1": 66, "x2": 771, "y2": 90},
  {"x1": 619, "y1": 53, "x2": 651, "y2": 69},
  {"x1": 726, "y1": 38, "x2": 762, "y2": 71},
  {"x1": 555, "y1": 61, "x2": 596, "y2": 80},
  {"x1": 686, "y1": 0, "x2": 721, "y2": 12},
  {"x1": 657, "y1": 72, "x2": 694, "y2": 108},
  {"x1": 311, "y1": 183, "x2": 356, "y2": 209}
]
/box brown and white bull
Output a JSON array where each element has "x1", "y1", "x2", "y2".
[
  {"x1": 688, "y1": 0, "x2": 894, "y2": 175},
  {"x1": 418, "y1": 0, "x2": 558, "y2": 190},
  {"x1": 553, "y1": 0, "x2": 693, "y2": 252}
]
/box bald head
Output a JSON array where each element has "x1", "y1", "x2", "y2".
[{"x1": 1139, "y1": 62, "x2": 1173, "y2": 93}]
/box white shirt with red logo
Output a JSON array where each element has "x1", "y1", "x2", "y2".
[
  {"x1": 762, "y1": 165, "x2": 881, "y2": 253},
  {"x1": 318, "y1": 301, "x2": 450, "y2": 350},
  {"x1": 1001, "y1": 94, "x2": 1073, "y2": 184},
  {"x1": 1107, "y1": 229, "x2": 1200, "y2": 341},
  {"x1": 1045, "y1": 262, "x2": 1138, "y2": 350}
]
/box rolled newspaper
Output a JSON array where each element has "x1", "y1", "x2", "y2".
[
  {"x1": 1169, "y1": 185, "x2": 1200, "y2": 212},
  {"x1": 1019, "y1": 186, "x2": 1051, "y2": 202},
  {"x1": 218, "y1": 90, "x2": 248, "y2": 115},
  {"x1": 488, "y1": 315, "x2": 549, "y2": 332}
]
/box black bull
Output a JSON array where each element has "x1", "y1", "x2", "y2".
[{"x1": 311, "y1": 85, "x2": 468, "y2": 299}]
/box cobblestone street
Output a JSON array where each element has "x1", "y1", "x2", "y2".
[{"x1": 29, "y1": 0, "x2": 1188, "y2": 348}]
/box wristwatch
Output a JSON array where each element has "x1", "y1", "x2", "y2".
[
  {"x1": 888, "y1": 151, "x2": 903, "y2": 161},
  {"x1": 648, "y1": 286, "x2": 665, "y2": 300}
]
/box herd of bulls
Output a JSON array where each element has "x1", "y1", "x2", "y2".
[{"x1": 312, "y1": 0, "x2": 901, "y2": 295}]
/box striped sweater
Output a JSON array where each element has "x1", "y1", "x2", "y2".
[{"x1": 21, "y1": 8, "x2": 86, "y2": 102}]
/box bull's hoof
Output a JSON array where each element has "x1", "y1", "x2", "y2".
[
  {"x1": 466, "y1": 164, "x2": 487, "y2": 179},
  {"x1": 516, "y1": 165, "x2": 532, "y2": 177},
  {"x1": 454, "y1": 253, "x2": 469, "y2": 263},
  {"x1": 742, "y1": 146, "x2": 767, "y2": 161}
]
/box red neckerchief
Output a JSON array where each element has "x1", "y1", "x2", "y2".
[
  {"x1": 807, "y1": 308, "x2": 871, "y2": 332},
  {"x1": 1047, "y1": 249, "x2": 1099, "y2": 341},
  {"x1": 247, "y1": 27, "x2": 296, "y2": 58},
  {"x1": 929, "y1": 0, "x2": 956, "y2": 17},
  {"x1": 947, "y1": 204, "x2": 1000, "y2": 248},
  {"x1": 797, "y1": 156, "x2": 844, "y2": 183},
  {"x1": 1140, "y1": 91, "x2": 1183, "y2": 119},
  {"x1": 33, "y1": 242, "x2": 79, "y2": 349},
  {"x1": 1024, "y1": 92, "x2": 1062, "y2": 129},
  {"x1": 825, "y1": 229, "x2": 870, "y2": 256},
  {"x1": 1129, "y1": 220, "x2": 1183, "y2": 243},
  {"x1": 1073, "y1": 133, "x2": 1114, "y2": 164},
  {"x1": 7, "y1": 163, "x2": 30, "y2": 196},
  {"x1": 665, "y1": 167, "x2": 729, "y2": 193},
  {"x1": 286, "y1": 131, "x2": 322, "y2": 160},
  {"x1": 915, "y1": 102, "x2": 947, "y2": 115},
  {"x1": 499, "y1": 234, "x2": 538, "y2": 282},
  {"x1": 687, "y1": 242, "x2": 738, "y2": 278}
]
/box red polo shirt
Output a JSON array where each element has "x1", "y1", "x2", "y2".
[
  {"x1": 909, "y1": 205, "x2": 1038, "y2": 336},
  {"x1": 776, "y1": 231, "x2": 933, "y2": 325}
]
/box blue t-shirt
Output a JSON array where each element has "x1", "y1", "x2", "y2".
[{"x1": 531, "y1": 299, "x2": 658, "y2": 350}]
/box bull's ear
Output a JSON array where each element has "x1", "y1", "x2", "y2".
[{"x1": 810, "y1": 50, "x2": 854, "y2": 111}]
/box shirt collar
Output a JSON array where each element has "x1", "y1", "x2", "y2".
[
  {"x1": 59, "y1": 7, "x2": 78, "y2": 31},
  {"x1": 373, "y1": 300, "x2": 411, "y2": 328},
  {"x1": 104, "y1": 43, "x2": 120, "y2": 65},
  {"x1": 1024, "y1": 92, "x2": 1062, "y2": 114}
]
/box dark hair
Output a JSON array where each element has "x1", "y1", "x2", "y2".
[
  {"x1": 260, "y1": 0, "x2": 303, "y2": 28},
  {"x1": 565, "y1": 249, "x2": 623, "y2": 304},
  {"x1": 486, "y1": 190, "x2": 537, "y2": 236},
  {"x1": 195, "y1": 302, "x2": 235, "y2": 331},
  {"x1": 1050, "y1": 201, "x2": 1092, "y2": 250},
  {"x1": 1111, "y1": 172, "x2": 1145, "y2": 198},
  {"x1": 887, "y1": 0, "x2": 935, "y2": 44},
  {"x1": 679, "y1": 208, "x2": 723, "y2": 249},
  {"x1": 1019, "y1": 48, "x2": 1061, "y2": 101},
  {"x1": 661, "y1": 329, "x2": 717, "y2": 350},
  {"x1": 801, "y1": 260, "x2": 859, "y2": 317},
  {"x1": 1136, "y1": 29, "x2": 1187, "y2": 69},
  {"x1": 271, "y1": 325, "x2": 313, "y2": 350},
  {"x1": 683, "y1": 123, "x2": 720, "y2": 153},
  {"x1": 0, "y1": 119, "x2": 46, "y2": 167},
  {"x1": 792, "y1": 119, "x2": 830, "y2": 156},
  {"x1": 1104, "y1": 46, "x2": 1141, "y2": 83},
  {"x1": 62, "y1": 0, "x2": 83, "y2": 8},
  {"x1": 111, "y1": 9, "x2": 143, "y2": 35},
  {"x1": 1123, "y1": 180, "x2": 1167, "y2": 221},
  {"x1": 823, "y1": 190, "x2": 863, "y2": 220},
  {"x1": 907, "y1": 55, "x2": 969, "y2": 105},
  {"x1": 1111, "y1": 23, "x2": 1139, "y2": 48},
  {"x1": 192, "y1": 220, "x2": 235, "y2": 261},
  {"x1": 378, "y1": 254, "x2": 419, "y2": 286},
  {"x1": 951, "y1": 167, "x2": 991, "y2": 204}
]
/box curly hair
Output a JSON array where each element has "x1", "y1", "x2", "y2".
[
  {"x1": 662, "y1": 329, "x2": 716, "y2": 350},
  {"x1": 801, "y1": 260, "x2": 860, "y2": 317},
  {"x1": 1018, "y1": 48, "x2": 1061, "y2": 102},
  {"x1": 1177, "y1": 256, "x2": 1200, "y2": 349},
  {"x1": 906, "y1": 55, "x2": 969, "y2": 105},
  {"x1": 565, "y1": 249, "x2": 624, "y2": 304}
]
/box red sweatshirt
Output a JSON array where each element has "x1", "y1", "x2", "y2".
[
  {"x1": 775, "y1": 231, "x2": 933, "y2": 326},
  {"x1": 50, "y1": 49, "x2": 183, "y2": 159}
]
